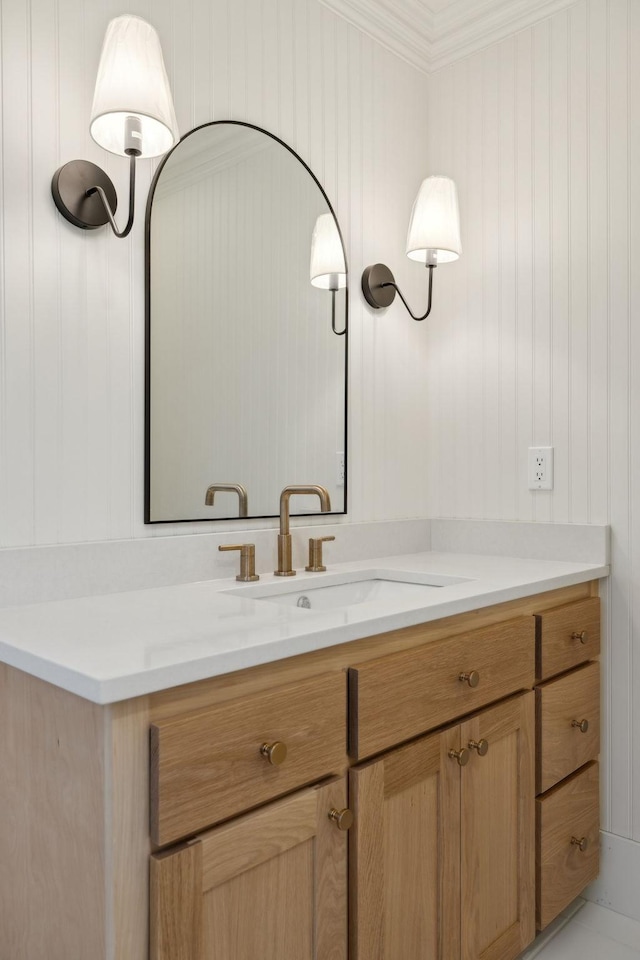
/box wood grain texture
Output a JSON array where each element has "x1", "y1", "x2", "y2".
[
  {"x1": 150, "y1": 842, "x2": 203, "y2": 960},
  {"x1": 537, "y1": 761, "x2": 599, "y2": 929},
  {"x1": 0, "y1": 664, "x2": 107, "y2": 960},
  {"x1": 535, "y1": 597, "x2": 601, "y2": 681},
  {"x1": 150, "y1": 671, "x2": 345, "y2": 845},
  {"x1": 314, "y1": 779, "x2": 350, "y2": 960},
  {"x1": 349, "y1": 726, "x2": 461, "y2": 960},
  {"x1": 151, "y1": 780, "x2": 348, "y2": 960},
  {"x1": 536, "y1": 660, "x2": 600, "y2": 793},
  {"x1": 198, "y1": 790, "x2": 318, "y2": 891},
  {"x1": 107, "y1": 696, "x2": 152, "y2": 960},
  {"x1": 460, "y1": 693, "x2": 536, "y2": 960},
  {"x1": 349, "y1": 616, "x2": 535, "y2": 760}
]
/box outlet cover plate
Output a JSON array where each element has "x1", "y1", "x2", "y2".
[{"x1": 528, "y1": 447, "x2": 554, "y2": 490}]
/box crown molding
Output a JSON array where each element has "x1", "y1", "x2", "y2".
[
  {"x1": 319, "y1": 0, "x2": 580, "y2": 74},
  {"x1": 319, "y1": 0, "x2": 435, "y2": 73}
]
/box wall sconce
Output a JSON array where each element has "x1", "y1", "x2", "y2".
[
  {"x1": 361, "y1": 175, "x2": 461, "y2": 320},
  {"x1": 310, "y1": 213, "x2": 348, "y2": 336},
  {"x1": 51, "y1": 15, "x2": 178, "y2": 238}
]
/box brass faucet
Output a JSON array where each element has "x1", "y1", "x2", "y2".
[
  {"x1": 205, "y1": 483, "x2": 248, "y2": 518},
  {"x1": 275, "y1": 485, "x2": 332, "y2": 576}
]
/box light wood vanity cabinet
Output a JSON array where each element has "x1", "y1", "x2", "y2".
[
  {"x1": 350, "y1": 693, "x2": 535, "y2": 960},
  {"x1": 1, "y1": 581, "x2": 602, "y2": 960},
  {"x1": 149, "y1": 671, "x2": 346, "y2": 846},
  {"x1": 533, "y1": 597, "x2": 601, "y2": 930},
  {"x1": 150, "y1": 778, "x2": 349, "y2": 960}
]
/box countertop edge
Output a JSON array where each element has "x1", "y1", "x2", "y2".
[{"x1": 0, "y1": 559, "x2": 608, "y2": 705}]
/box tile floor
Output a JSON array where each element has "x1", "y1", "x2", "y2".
[{"x1": 526, "y1": 902, "x2": 640, "y2": 959}]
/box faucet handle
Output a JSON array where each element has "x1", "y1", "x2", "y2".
[
  {"x1": 305, "y1": 536, "x2": 336, "y2": 573},
  {"x1": 219, "y1": 543, "x2": 259, "y2": 582}
]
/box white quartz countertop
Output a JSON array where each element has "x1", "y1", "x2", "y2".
[{"x1": 0, "y1": 551, "x2": 608, "y2": 704}]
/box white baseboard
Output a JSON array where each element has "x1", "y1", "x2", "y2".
[
  {"x1": 518, "y1": 898, "x2": 585, "y2": 958},
  {"x1": 584, "y1": 831, "x2": 640, "y2": 923}
]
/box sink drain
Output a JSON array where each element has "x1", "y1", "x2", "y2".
[{"x1": 296, "y1": 595, "x2": 312, "y2": 609}]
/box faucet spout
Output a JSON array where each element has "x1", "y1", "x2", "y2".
[
  {"x1": 279, "y1": 484, "x2": 331, "y2": 535},
  {"x1": 275, "y1": 485, "x2": 332, "y2": 576},
  {"x1": 205, "y1": 483, "x2": 249, "y2": 518}
]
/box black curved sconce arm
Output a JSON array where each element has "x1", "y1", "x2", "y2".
[
  {"x1": 87, "y1": 154, "x2": 137, "y2": 239},
  {"x1": 331, "y1": 288, "x2": 348, "y2": 336},
  {"x1": 361, "y1": 262, "x2": 436, "y2": 321}
]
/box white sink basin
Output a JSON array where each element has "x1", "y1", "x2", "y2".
[{"x1": 224, "y1": 569, "x2": 469, "y2": 611}]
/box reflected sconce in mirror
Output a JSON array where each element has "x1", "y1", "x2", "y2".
[
  {"x1": 310, "y1": 213, "x2": 347, "y2": 336},
  {"x1": 51, "y1": 15, "x2": 178, "y2": 238},
  {"x1": 361, "y1": 175, "x2": 461, "y2": 321}
]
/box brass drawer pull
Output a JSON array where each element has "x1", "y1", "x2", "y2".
[
  {"x1": 448, "y1": 747, "x2": 470, "y2": 766},
  {"x1": 571, "y1": 835, "x2": 589, "y2": 852},
  {"x1": 260, "y1": 741, "x2": 287, "y2": 766},
  {"x1": 458, "y1": 670, "x2": 480, "y2": 688},
  {"x1": 468, "y1": 738, "x2": 489, "y2": 756},
  {"x1": 571, "y1": 719, "x2": 589, "y2": 733},
  {"x1": 328, "y1": 807, "x2": 354, "y2": 831},
  {"x1": 571, "y1": 630, "x2": 589, "y2": 644}
]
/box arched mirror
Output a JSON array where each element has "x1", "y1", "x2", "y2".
[{"x1": 145, "y1": 122, "x2": 348, "y2": 522}]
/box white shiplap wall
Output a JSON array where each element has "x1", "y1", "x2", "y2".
[
  {"x1": 0, "y1": 0, "x2": 431, "y2": 544},
  {"x1": 425, "y1": 0, "x2": 637, "y2": 842}
]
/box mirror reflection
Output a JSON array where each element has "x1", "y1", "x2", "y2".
[{"x1": 146, "y1": 122, "x2": 348, "y2": 522}]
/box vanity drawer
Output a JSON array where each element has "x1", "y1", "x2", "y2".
[
  {"x1": 535, "y1": 597, "x2": 600, "y2": 681},
  {"x1": 349, "y1": 616, "x2": 535, "y2": 760},
  {"x1": 150, "y1": 671, "x2": 346, "y2": 847},
  {"x1": 537, "y1": 761, "x2": 599, "y2": 930},
  {"x1": 536, "y1": 660, "x2": 600, "y2": 794}
]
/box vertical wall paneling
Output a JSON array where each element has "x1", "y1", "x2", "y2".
[
  {"x1": 498, "y1": 38, "x2": 517, "y2": 523},
  {"x1": 426, "y1": 0, "x2": 640, "y2": 844},
  {"x1": 568, "y1": 1, "x2": 589, "y2": 525},
  {"x1": 515, "y1": 27, "x2": 535, "y2": 522},
  {"x1": 0, "y1": 0, "x2": 431, "y2": 544},
  {"x1": 607, "y1": 0, "x2": 632, "y2": 841},
  {"x1": 2, "y1": 0, "x2": 35, "y2": 546},
  {"x1": 532, "y1": 20, "x2": 552, "y2": 523},
  {"x1": 629, "y1": 0, "x2": 640, "y2": 844},
  {"x1": 550, "y1": 11, "x2": 570, "y2": 523}
]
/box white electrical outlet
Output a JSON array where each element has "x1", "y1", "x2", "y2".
[
  {"x1": 528, "y1": 447, "x2": 554, "y2": 490},
  {"x1": 336, "y1": 452, "x2": 345, "y2": 487}
]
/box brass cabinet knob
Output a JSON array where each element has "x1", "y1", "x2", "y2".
[
  {"x1": 260, "y1": 741, "x2": 287, "y2": 765},
  {"x1": 571, "y1": 835, "x2": 589, "y2": 852},
  {"x1": 468, "y1": 738, "x2": 489, "y2": 756},
  {"x1": 571, "y1": 630, "x2": 588, "y2": 644},
  {"x1": 571, "y1": 719, "x2": 589, "y2": 733},
  {"x1": 458, "y1": 670, "x2": 480, "y2": 688},
  {"x1": 448, "y1": 747, "x2": 470, "y2": 767},
  {"x1": 328, "y1": 807, "x2": 354, "y2": 831}
]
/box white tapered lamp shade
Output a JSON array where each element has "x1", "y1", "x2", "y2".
[
  {"x1": 406, "y1": 175, "x2": 461, "y2": 264},
  {"x1": 310, "y1": 213, "x2": 347, "y2": 290},
  {"x1": 90, "y1": 15, "x2": 179, "y2": 158}
]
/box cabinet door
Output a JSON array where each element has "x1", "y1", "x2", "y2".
[
  {"x1": 350, "y1": 726, "x2": 461, "y2": 960},
  {"x1": 150, "y1": 779, "x2": 348, "y2": 960},
  {"x1": 460, "y1": 693, "x2": 535, "y2": 960}
]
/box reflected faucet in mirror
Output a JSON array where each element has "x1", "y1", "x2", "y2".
[
  {"x1": 205, "y1": 483, "x2": 249, "y2": 518},
  {"x1": 275, "y1": 485, "x2": 332, "y2": 577}
]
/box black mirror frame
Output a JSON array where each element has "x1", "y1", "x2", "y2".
[{"x1": 144, "y1": 120, "x2": 349, "y2": 524}]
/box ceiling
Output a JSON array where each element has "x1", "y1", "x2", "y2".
[{"x1": 319, "y1": 0, "x2": 579, "y2": 73}]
